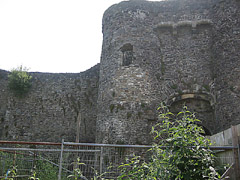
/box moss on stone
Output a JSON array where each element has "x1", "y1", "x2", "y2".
[
  {"x1": 137, "y1": 111, "x2": 143, "y2": 118},
  {"x1": 203, "y1": 84, "x2": 210, "y2": 92},
  {"x1": 171, "y1": 84, "x2": 178, "y2": 89},
  {"x1": 110, "y1": 104, "x2": 115, "y2": 113},
  {"x1": 127, "y1": 112, "x2": 132, "y2": 119}
]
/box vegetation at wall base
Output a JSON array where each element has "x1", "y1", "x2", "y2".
[
  {"x1": 67, "y1": 157, "x2": 88, "y2": 180},
  {"x1": 118, "y1": 105, "x2": 221, "y2": 180},
  {"x1": 28, "y1": 167, "x2": 40, "y2": 180},
  {"x1": 0, "y1": 105, "x2": 226, "y2": 180},
  {"x1": 34, "y1": 160, "x2": 59, "y2": 180},
  {"x1": 1, "y1": 165, "x2": 17, "y2": 180},
  {"x1": 8, "y1": 65, "x2": 32, "y2": 97}
]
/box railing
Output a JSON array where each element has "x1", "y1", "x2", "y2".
[{"x1": 0, "y1": 140, "x2": 239, "y2": 179}]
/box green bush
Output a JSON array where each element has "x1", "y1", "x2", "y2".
[
  {"x1": 8, "y1": 66, "x2": 32, "y2": 97},
  {"x1": 0, "y1": 166, "x2": 17, "y2": 180},
  {"x1": 118, "y1": 105, "x2": 220, "y2": 180},
  {"x1": 34, "y1": 160, "x2": 58, "y2": 180}
]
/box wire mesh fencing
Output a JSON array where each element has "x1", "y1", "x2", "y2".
[
  {"x1": 0, "y1": 140, "x2": 238, "y2": 180},
  {"x1": 0, "y1": 141, "x2": 151, "y2": 179},
  {"x1": 59, "y1": 142, "x2": 152, "y2": 179},
  {"x1": 0, "y1": 144, "x2": 63, "y2": 179}
]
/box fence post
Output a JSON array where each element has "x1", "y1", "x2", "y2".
[
  {"x1": 100, "y1": 147, "x2": 103, "y2": 174},
  {"x1": 58, "y1": 139, "x2": 64, "y2": 180},
  {"x1": 231, "y1": 125, "x2": 240, "y2": 180}
]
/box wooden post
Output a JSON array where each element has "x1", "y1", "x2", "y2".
[
  {"x1": 76, "y1": 112, "x2": 81, "y2": 143},
  {"x1": 231, "y1": 125, "x2": 240, "y2": 180}
]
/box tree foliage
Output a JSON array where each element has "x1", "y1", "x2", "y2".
[
  {"x1": 8, "y1": 65, "x2": 32, "y2": 97},
  {"x1": 118, "y1": 105, "x2": 220, "y2": 180}
]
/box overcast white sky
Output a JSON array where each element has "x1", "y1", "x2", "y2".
[{"x1": 0, "y1": 0, "x2": 159, "y2": 73}]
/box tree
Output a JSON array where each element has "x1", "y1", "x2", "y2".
[
  {"x1": 118, "y1": 105, "x2": 220, "y2": 180},
  {"x1": 8, "y1": 65, "x2": 32, "y2": 97}
]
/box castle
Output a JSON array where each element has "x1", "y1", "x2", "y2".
[{"x1": 0, "y1": 0, "x2": 240, "y2": 145}]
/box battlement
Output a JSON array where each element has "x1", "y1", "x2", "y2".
[{"x1": 155, "y1": 19, "x2": 213, "y2": 35}]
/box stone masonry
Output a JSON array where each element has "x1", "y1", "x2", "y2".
[
  {"x1": 96, "y1": 0, "x2": 240, "y2": 144},
  {"x1": 0, "y1": 0, "x2": 240, "y2": 144},
  {"x1": 0, "y1": 65, "x2": 99, "y2": 142}
]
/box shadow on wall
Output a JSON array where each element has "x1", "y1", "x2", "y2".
[{"x1": 169, "y1": 93, "x2": 214, "y2": 136}]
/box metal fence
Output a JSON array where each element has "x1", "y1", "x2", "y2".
[
  {"x1": 60, "y1": 141, "x2": 152, "y2": 179},
  {"x1": 0, "y1": 140, "x2": 151, "y2": 179},
  {"x1": 0, "y1": 140, "x2": 238, "y2": 180},
  {"x1": 0, "y1": 141, "x2": 63, "y2": 179}
]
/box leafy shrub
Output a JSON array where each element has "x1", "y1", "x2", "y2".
[
  {"x1": 1, "y1": 166, "x2": 17, "y2": 180},
  {"x1": 67, "y1": 157, "x2": 87, "y2": 180},
  {"x1": 68, "y1": 157, "x2": 114, "y2": 180},
  {"x1": 118, "y1": 105, "x2": 220, "y2": 180},
  {"x1": 8, "y1": 66, "x2": 32, "y2": 97},
  {"x1": 29, "y1": 167, "x2": 40, "y2": 180},
  {"x1": 34, "y1": 160, "x2": 59, "y2": 180}
]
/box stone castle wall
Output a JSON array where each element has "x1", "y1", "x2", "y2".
[
  {"x1": 0, "y1": 0, "x2": 240, "y2": 144},
  {"x1": 0, "y1": 64, "x2": 99, "y2": 142},
  {"x1": 212, "y1": 0, "x2": 240, "y2": 133},
  {"x1": 96, "y1": 0, "x2": 240, "y2": 144}
]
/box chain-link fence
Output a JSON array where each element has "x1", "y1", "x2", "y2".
[{"x1": 0, "y1": 140, "x2": 238, "y2": 180}]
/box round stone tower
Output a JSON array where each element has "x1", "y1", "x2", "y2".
[
  {"x1": 96, "y1": 1, "x2": 160, "y2": 144},
  {"x1": 96, "y1": 0, "x2": 232, "y2": 144}
]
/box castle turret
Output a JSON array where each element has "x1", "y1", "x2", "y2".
[{"x1": 96, "y1": 0, "x2": 223, "y2": 144}]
